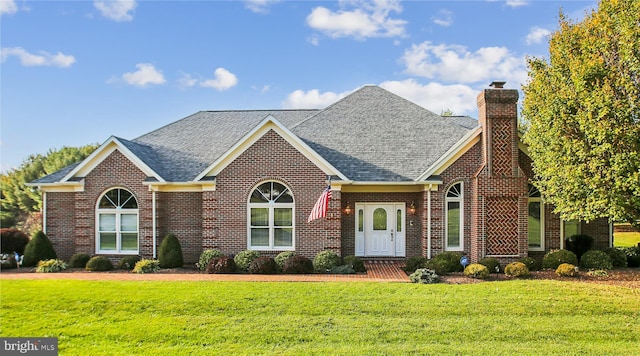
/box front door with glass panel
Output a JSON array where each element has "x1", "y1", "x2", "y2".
[{"x1": 355, "y1": 203, "x2": 405, "y2": 257}]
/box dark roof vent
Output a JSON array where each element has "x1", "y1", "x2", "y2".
[{"x1": 489, "y1": 81, "x2": 506, "y2": 89}]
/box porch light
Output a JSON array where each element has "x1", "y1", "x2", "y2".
[
  {"x1": 344, "y1": 202, "x2": 352, "y2": 215},
  {"x1": 408, "y1": 201, "x2": 416, "y2": 215}
]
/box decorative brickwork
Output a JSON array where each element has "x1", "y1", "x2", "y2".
[{"x1": 485, "y1": 197, "x2": 519, "y2": 256}]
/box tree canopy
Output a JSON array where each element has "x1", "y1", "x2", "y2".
[
  {"x1": 1, "y1": 144, "x2": 98, "y2": 228},
  {"x1": 522, "y1": 0, "x2": 640, "y2": 226}
]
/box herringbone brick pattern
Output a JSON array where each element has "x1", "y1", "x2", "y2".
[{"x1": 485, "y1": 197, "x2": 519, "y2": 255}]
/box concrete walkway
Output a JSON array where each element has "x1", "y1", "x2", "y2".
[{"x1": 0, "y1": 260, "x2": 410, "y2": 282}]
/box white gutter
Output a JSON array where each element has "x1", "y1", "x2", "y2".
[
  {"x1": 152, "y1": 190, "x2": 157, "y2": 258},
  {"x1": 42, "y1": 192, "x2": 47, "y2": 234},
  {"x1": 427, "y1": 189, "x2": 432, "y2": 259}
]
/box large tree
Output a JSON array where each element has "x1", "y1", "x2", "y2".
[
  {"x1": 0, "y1": 144, "x2": 98, "y2": 229},
  {"x1": 522, "y1": 0, "x2": 639, "y2": 226}
]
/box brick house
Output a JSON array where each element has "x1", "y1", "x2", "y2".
[{"x1": 29, "y1": 83, "x2": 611, "y2": 265}]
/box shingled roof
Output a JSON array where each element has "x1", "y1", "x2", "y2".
[{"x1": 32, "y1": 85, "x2": 478, "y2": 184}]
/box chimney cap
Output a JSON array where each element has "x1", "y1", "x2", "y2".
[{"x1": 489, "y1": 81, "x2": 506, "y2": 89}]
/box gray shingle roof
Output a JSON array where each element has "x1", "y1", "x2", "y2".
[{"x1": 33, "y1": 85, "x2": 478, "y2": 184}]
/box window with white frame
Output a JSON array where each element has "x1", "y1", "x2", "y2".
[
  {"x1": 96, "y1": 188, "x2": 138, "y2": 254},
  {"x1": 248, "y1": 181, "x2": 294, "y2": 250},
  {"x1": 445, "y1": 182, "x2": 463, "y2": 251},
  {"x1": 528, "y1": 184, "x2": 544, "y2": 251}
]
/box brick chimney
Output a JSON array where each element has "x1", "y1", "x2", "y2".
[{"x1": 477, "y1": 81, "x2": 520, "y2": 177}]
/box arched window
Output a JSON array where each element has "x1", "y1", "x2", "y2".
[
  {"x1": 96, "y1": 188, "x2": 139, "y2": 254},
  {"x1": 445, "y1": 182, "x2": 463, "y2": 251},
  {"x1": 248, "y1": 181, "x2": 294, "y2": 250},
  {"x1": 528, "y1": 184, "x2": 544, "y2": 251}
]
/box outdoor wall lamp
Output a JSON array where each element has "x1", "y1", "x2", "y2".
[
  {"x1": 408, "y1": 201, "x2": 416, "y2": 215},
  {"x1": 344, "y1": 202, "x2": 352, "y2": 215}
]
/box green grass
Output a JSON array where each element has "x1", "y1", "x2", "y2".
[
  {"x1": 1, "y1": 280, "x2": 639, "y2": 355},
  {"x1": 614, "y1": 232, "x2": 640, "y2": 247}
]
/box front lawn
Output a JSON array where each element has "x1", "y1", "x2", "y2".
[
  {"x1": 1, "y1": 280, "x2": 638, "y2": 355},
  {"x1": 614, "y1": 232, "x2": 640, "y2": 247}
]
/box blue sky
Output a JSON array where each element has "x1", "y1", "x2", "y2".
[{"x1": 1, "y1": 0, "x2": 596, "y2": 172}]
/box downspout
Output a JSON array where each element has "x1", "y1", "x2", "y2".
[
  {"x1": 609, "y1": 222, "x2": 613, "y2": 248},
  {"x1": 427, "y1": 188, "x2": 432, "y2": 259},
  {"x1": 42, "y1": 191, "x2": 47, "y2": 234},
  {"x1": 560, "y1": 220, "x2": 564, "y2": 250},
  {"x1": 152, "y1": 190, "x2": 157, "y2": 259}
]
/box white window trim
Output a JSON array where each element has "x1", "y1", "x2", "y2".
[
  {"x1": 95, "y1": 188, "x2": 139, "y2": 255},
  {"x1": 247, "y1": 182, "x2": 295, "y2": 251},
  {"x1": 445, "y1": 182, "x2": 464, "y2": 251},
  {"x1": 528, "y1": 197, "x2": 545, "y2": 252}
]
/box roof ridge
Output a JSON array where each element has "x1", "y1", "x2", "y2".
[{"x1": 289, "y1": 85, "x2": 369, "y2": 129}]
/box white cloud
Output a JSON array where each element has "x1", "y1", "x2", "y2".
[
  {"x1": 380, "y1": 79, "x2": 478, "y2": 115},
  {"x1": 0, "y1": 0, "x2": 17, "y2": 15},
  {"x1": 118, "y1": 63, "x2": 166, "y2": 87},
  {"x1": 506, "y1": 0, "x2": 528, "y2": 8},
  {"x1": 282, "y1": 89, "x2": 350, "y2": 109},
  {"x1": 306, "y1": 0, "x2": 407, "y2": 40},
  {"x1": 200, "y1": 67, "x2": 238, "y2": 91},
  {"x1": 525, "y1": 26, "x2": 551, "y2": 45},
  {"x1": 401, "y1": 41, "x2": 527, "y2": 87},
  {"x1": 177, "y1": 72, "x2": 198, "y2": 90},
  {"x1": 244, "y1": 0, "x2": 281, "y2": 14},
  {"x1": 94, "y1": 0, "x2": 136, "y2": 22},
  {"x1": 1, "y1": 47, "x2": 75, "y2": 67},
  {"x1": 433, "y1": 9, "x2": 453, "y2": 27}
]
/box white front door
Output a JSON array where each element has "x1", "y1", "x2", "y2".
[{"x1": 355, "y1": 203, "x2": 406, "y2": 257}]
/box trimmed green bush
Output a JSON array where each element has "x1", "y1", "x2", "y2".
[
  {"x1": 621, "y1": 246, "x2": 640, "y2": 268},
  {"x1": 69, "y1": 253, "x2": 91, "y2": 268},
  {"x1": 405, "y1": 256, "x2": 426, "y2": 273},
  {"x1": 478, "y1": 257, "x2": 500, "y2": 273},
  {"x1": 274, "y1": 251, "x2": 297, "y2": 271},
  {"x1": 343, "y1": 255, "x2": 366, "y2": 273},
  {"x1": 206, "y1": 256, "x2": 236, "y2": 274},
  {"x1": 542, "y1": 249, "x2": 578, "y2": 270},
  {"x1": 282, "y1": 255, "x2": 314, "y2": 274},
  {"x1": 198, "y1": 249, "x2": 224, "y2": 271},
  {"x1": 425, "y1": 251, "x2": 464, "y2": 275},
  {"x1": 464, "y1": 263, "x2": 489, "y2": 279},
  {"x1": 579, "y1": 250, "x2": 613, "y2": 270},
  {"x1": 409, "y1": 268, "x2": 440, "y2": 284},
  {"x1": 36, "y1": 259, "x2": 67, "y2": 273},
  {"x1": 248, "y1": 256, "x2": 277, "y2": 274},
  {"x1": 556, "y1": 263, "x2": 577, "y2": 277},
  {"x1": 85, "y1": 256, "x2": 113, "y2": 271},
  {"x1": 313, "y1": 250, "x2": 341, "y2": 272},
  {"x1": 518, "y1": 257, "x2": 541, "y2": 271},
  {"x1": 565, "y1": 234, "x2": 594, "y2": 261},
  {"x1": 133, "y1": 259, "x2": 161, "y2": 274},
  {"x1": 118, "y1": 255, "x2": 141, "y2": 270},
  {"x1": 158, "y1": 234, "x2": 184, "y2": 268},
  {"x1": 22, "y1": 231, "x2": 57, "y2": 267},
  {"x1": 604, "y1": 248, "x2": 627, "y2": 268},
  {"x1": 1, "y1": 228, "x2": 30, "y2": 254},
  {"x1": 504, "y1": 262, "x2": 530, "y2": 278},
  {"x1": 330, "y1": 265, "x2": 356, "y2": 274},
  {"x1": 234, "y1": 250, "x2": 261, "y2": 272}
]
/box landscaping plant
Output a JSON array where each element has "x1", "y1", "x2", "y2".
[
  {"x1": 579, "y1": 250, "x2": 613, "y2": 270},
  {"x1": 133, "y1": 259, "x2": 161, "y2": 274},
  {"x1": 158, "y1": 233, "x2": 184, "y2": 268},
  {"x1": 206, "y1": 256, "x2": 236, "y2": 274},
  {"x1": 117, "y1": 255, "x2": 141, "y2": 270},
  {"x1": 464, "y1": 263, "x2": 489, "y2": 279},
  {"x1": 234, "y1": 250, "x2": 260, "y2": 272},
  {"x1": 198, "y1": 249, "x2": 224, "y2": 271},
  {"x1": 0, "y1": 228, "x2": 30, "y2": 255},
  {"x1": 555, "y1": 263, "x2": 577, "y2": 277},
  {"x1": 282, "y1": 255, "x2": 314, "y2": 274},
  {"x1": 343, "y1": 255, "x2": 366, "y2": 273},
  {"x1": 85, "y1": 256, "x2": 113, "y2": 271},
  {"x1": 69, "y1": 253, "x2": 91, "y2": 268},
  {"x1": 409, "y1": 268, "x2": 440, "y2": 284},
  {"x1": 504, "y1": 262, "x2": 530, "y2": 278},
  {"x1": 36, "y1": 259, "x2": 67, "y2": 273},
  {"x1": 248, "y1": 256, "x2": 277, "y2": 274},
  {"x1": 274, "y1": 251, "x2": 296, "y2": 271},
  {"x1": 542, "y1": 249, "x2": 578, "y2": 270},
  {"x1": 313, "y1": 250, "x2": 341, "y2": 272},
  {"x1": 565, "y1": 234, "x2": 594, "y2": 261},
  {"x1": 478, "y1": 257, "x2": 500, "y2": 273},
  {"x1": 21, "y1": 230, "x2": 56, "y2": 267}
]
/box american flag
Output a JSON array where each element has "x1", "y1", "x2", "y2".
[{"x1": 307, "y1": 185, "x2": 332, "y2": 223}]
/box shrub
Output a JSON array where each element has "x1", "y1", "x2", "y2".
[
  {"x1": 22, "y1": 231, "x2": 57, "y2": 267},
  {"x1": 565, "y1": 234, "x2": 594, "y2": 261},
  {"x1": 579, "y1": 250, "x2": 613, "y2": 270},
  {"x1": 405, "y1": 256, "x2": 427, "y2": 273},
  {"x1": 206, "y1": 256, "x2": 237, "y2": 274},
  {"x1": 118, "y1": 255, "x2": 141, "y2": 270},
  {"x1": 518, "y1": 257, "x2": 541, "y2": 271},
  {"x1": 622, "y1": 246, "x2": 640, "y2": 268},
  {"x1": 248, "y1": 256, "x2": 277, "y2": 274},
  {"x1": 36, "y1": 259, "x2": 67, "y2": 273},
  {"x1": 313, "y1": 250, "x2": 341, "y2": 272},
  {"x1": 85, "y1": 256, "x2": 113, "y2": 271},
  {"x1": 133, "y1": 259, "x2": 161, "y2": 274},
  {"x1": 409, "y1": 268, "x2": 440, "y2": 284},
  {"x1": 158, "y1": 234, "x2": 184, "y2": 268},
  {"x1": 556, "y1": 263, "x2": 577, "y2": 277},
  {"x1": 464, "y1": 263, "x2": 489, "y2": 279},
  {"x1": 69, "y1": 253, "x2": 91, "y2": 268},
  {"x1": 478, "y1": 257, "x2": 500, "y2": 273},
  {"x1": 274, "y1": 251, "x2": 297, "y2": 271},
  {"x1": 282, "y1": 255, "x2": 314, "y2": 274},
  {"x1": 504, "y1": 262, "x2": 530, "y2": 278},
  {"x1": 542, "y1": 249, "x2": 578, "y2": 270},
  {"x1": 0, "y1": 254, "x2": 17, "y2": 270},
  {"x1": 330, "y1": 265, "x2": 355, "y2": 274},
  {"x1": 425, "y1": 252, "x2": 464, "y2": 275},
  {"x1": 0, "y1": 228, "x2": 30, "y2": 254},
  {"x1": 198, "y1": 249, "x2": 224, "y2": 271},
  {"x1": 234, "y1": 250, "x2": 261, "y2": 272},
  {"x1": 604, "y1": 248, "x2": 627, "y2": 268},
  {"x1": 587, "y1": 270, "x2": 609, "y2": 277},
  {"x1": 343, "y1": 255, "x2": 366, "y2": 273}
]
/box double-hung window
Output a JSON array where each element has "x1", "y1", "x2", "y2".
[
  {"x1": 248, "y1": 181, "x2": 294, "y2": 250},
  {"x1": 96, "y1": 188, "x2": 139, "y2": 254},
  {"x1": 445, "y1": 182, "x2": 464, "y2": 251},
  {"x1": 528, "y1": 184, "x2": 544, "y2": 251}
]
